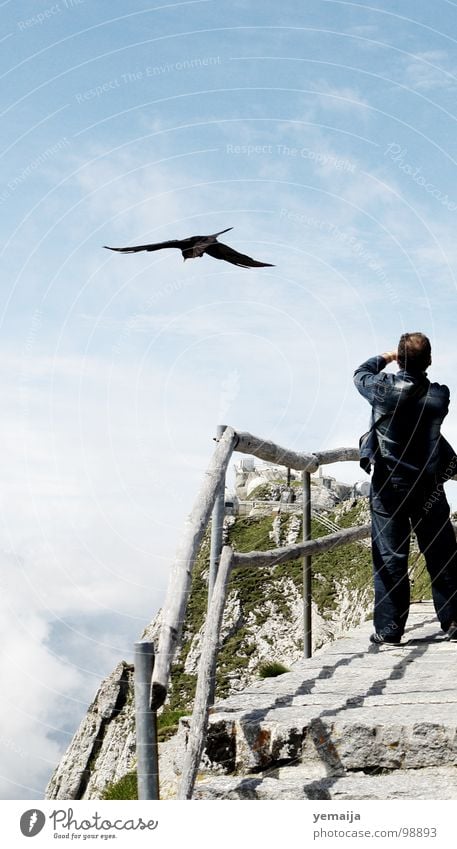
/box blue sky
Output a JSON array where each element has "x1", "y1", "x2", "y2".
[{"x1": 2, "y1": 0, "x2": 457, "y2": 799}]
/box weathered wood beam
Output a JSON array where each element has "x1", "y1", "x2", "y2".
[
  {"x1": 151, "y1": 427, "x2": 238, "y2": 709},
  {"x1": 233, "y1": 524, "x2": 371, "y2": 568},
  {"x1": 178, "y1": 545, "x2": 235, "y2": 800},
  {"x1": 235, "y1": 431, "x2": 360, "y2": 471},
  {"x1": 313, "y1": 447, "x2": 360, "y2": 465},
  {"x1": 234, "y1": 431, "x2": 319, "y2": 472}
]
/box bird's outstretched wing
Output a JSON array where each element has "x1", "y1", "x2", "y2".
[
  {"x1": 104, "y1": 239, "x2": 182, "y2": 254},
  {"x1": 204, "y1": 242, "x2": 274, "y2": 268}
]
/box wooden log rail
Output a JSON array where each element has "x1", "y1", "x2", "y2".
[
  {"x1": 151, "y1": 428, "x2": 360, "y2": 710},
  {"x1": 150, "y1": 426, "x2": 238, "y2": 709},
  {"x1": 178, "y1": 545, "x2": 235, "y2": 800},
  {"x1": 178, "y1": 523, "x2": 371, "y2": 799},
  {"x1": 234, "y1": 431, "x2": 359, "y2": 471},
  {"x1": 233, "y1": 523, "x2": 371, "y2": 567}
]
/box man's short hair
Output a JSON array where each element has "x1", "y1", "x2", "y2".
[{"x1": 397, "y1": 332, "x2": 431, "y2": 373}]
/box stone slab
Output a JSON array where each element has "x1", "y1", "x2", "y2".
[
  {"x1": 194, "y1": 766, "x2": 457, "y2": 800},
  {"x1": 201, "y1": 604, "x2": 457, "y2": 777}
]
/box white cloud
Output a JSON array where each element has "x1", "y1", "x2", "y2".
[
  {"x1": 0, "y1": 587, "x2": 86, "y2": 798},
  {"x1": 401, "y1": 50, "x2": 457, "y2": 92},
  {"x1": 0, "y1": 344, "x2": 220, "y2": 796},
  {"x1": 312, "y1": 80, "x2": 370, "y2": 112},
  {"x1": 345, "y1": 25, "x2": 379, "y2": 38}
]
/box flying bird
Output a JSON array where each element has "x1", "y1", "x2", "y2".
[{"x1": 104, "y1": 227, "x2": 274, "y2": 268}]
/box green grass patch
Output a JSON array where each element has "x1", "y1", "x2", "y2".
[
  {"x1": 157, "y1": 707, "x2": 189, "y2": 742},
  {"x1": 246, "y1": 484, "x2": 276, "y2": 501},
  {"x1": 335, "y1": 501, "x2": 369, "y2": 528},
  {"x1": 102, "y1": 771, "x2": 137, "y2": 800},
  {"x1": 158, "y1": 706, "x2": 188, "y2": 729},
  {"x1": 258, "y1": 660, "x2": 290, "y2": 678}
]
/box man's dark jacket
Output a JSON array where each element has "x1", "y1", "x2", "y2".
[{"x1": 354, "y1": 355, "x2": 455, "y2": 481}]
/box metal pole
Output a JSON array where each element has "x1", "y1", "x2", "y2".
[
  {"x1": 134, "y1": 641, "x2": 159, "y2": 800},
  {"x1": 208, "y1": 425, "x2": 227, "y2": 606},
  {"x1": 302, "y1": 471, "x2": 312, "y2": 658}
]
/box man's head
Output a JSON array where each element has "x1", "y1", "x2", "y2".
[{"x1": 397, "y1": 332, "x2": 431, "y2": 373}]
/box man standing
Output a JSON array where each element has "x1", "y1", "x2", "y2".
[{"x1": 354, "y1": 332, "x2": 457, "y2": 644}]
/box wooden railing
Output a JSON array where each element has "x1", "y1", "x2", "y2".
[
  {"x1": 150, "y1": 428, "x2": 359, "y2": 710},
  {"x1": 178, "y1": 523, "x2": 370, "y2": 799},
  {"x1": 146, "y1": 426, "x2": 368, "y2": 799}
]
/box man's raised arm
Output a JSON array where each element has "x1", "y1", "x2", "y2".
[{"x1": 353, "y1": 350, "x2": 397, "y2": 403}]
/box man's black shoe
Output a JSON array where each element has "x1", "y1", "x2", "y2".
[
  {"x1": 445, "y1": 622, "x2": 457, "y2": 642},
  {"x1": 369, "y1": 632, "x2": 401, "y2": 645}
]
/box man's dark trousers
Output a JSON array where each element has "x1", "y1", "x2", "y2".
[{"x1": 371, "y1": 464, "x2": 457, "y2": 640}]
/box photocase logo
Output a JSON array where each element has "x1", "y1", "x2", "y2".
[{"x1": 19, "y1": 809, "x2": 46, "y2": 837}]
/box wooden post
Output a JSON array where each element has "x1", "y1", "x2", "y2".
[
  {"x1": 207, "y1": 426, "x2": 227, "y2": 708},
  {"x1": 151, "y1": 427, "x2": 238, "y2": 709},
  {"x1": 178, "y1": 546, "x2": 235, "y2": 800},
  {"x1": 208, "y1": 425, "x2": 227, "y2": 605},
  {"x1": 303, "y1": 471, "x2": 312, "y2": 659}
]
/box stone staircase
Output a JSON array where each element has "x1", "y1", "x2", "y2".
[{"x1": 186, "y1": 603, "x2": 457, "y2": 799}]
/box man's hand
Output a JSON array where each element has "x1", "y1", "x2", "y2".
[{"x1": 381, "y1": 350, "x2": 397, "y2": 364}]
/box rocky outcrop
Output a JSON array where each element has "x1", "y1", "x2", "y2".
[{"x1": 46, "y1": 662, "x2": 134, "y2": 800}]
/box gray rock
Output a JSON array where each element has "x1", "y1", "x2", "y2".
[
  {"x1": 194, "y1": 767, "x2": 457, "y2": 800},
  {"x1": 46, "y1": 662, "x2": 134, "y2": 800}
]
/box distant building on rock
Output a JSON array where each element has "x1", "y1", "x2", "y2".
[{"x1": 232, "y1": 458, "x2": 369, "y2": 515}]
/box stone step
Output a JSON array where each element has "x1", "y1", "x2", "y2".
[
  {"x1": 202, "y1": 711, "x2": 457, "y2": 774},
  {"x1": 194, "y1": 603, "x2": 457, "y2": 779},
  {"x1": 194, "y1": 765, "x2": 457, "y2": 800}
]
